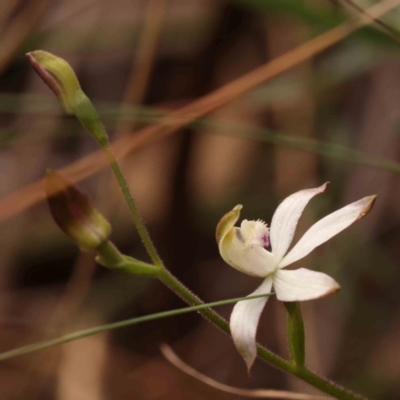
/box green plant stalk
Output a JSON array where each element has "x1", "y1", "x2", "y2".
[
  {"x1": 71, "y1": 89, "x2": 162, "y2": 267},
  {"x1": 284, "y1": 302, "x2": 306, "y2": 367},
  {"x1": 95, "y1": 240, "x2": 161, "y2": 276},
  {"x1": 158, "y1": 268, "x2": 367, "y2": 400},
  {"x1": 0, "y1": 293, "x2": 273, "y2": 362},
  {"x1": 101, "y1": 144, "x2": 163, "y2": 267},
  {"x1": 96, "y1": 240, "x2": 125, "y2": 266}
]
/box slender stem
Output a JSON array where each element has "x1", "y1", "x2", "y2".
[
  {"x1": 96, "y1": 240, "x2": 125, "y2": 266},
  {"x1": 284, "y1": 302, "x2": 306, "y2": 367},
  {"x1": 102, "y1": 144, "x2": 163, "y2": 266},
  {"x1": 158, "y1": 269, "x2": 368, "y2": 400},
  {"x1": 159, "y1": 268, "x2": 290, "y2": 370},
  {"x1": 0, "y1": 293, "x2": 273, "y2": 362},
  {"x1": 295, "y1": 368, "x2": 368, "y2": 400}
]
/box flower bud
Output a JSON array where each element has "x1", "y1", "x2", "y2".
[
  {"x1": 44, "y1": 170, "x2": 111, "y2": 251},
  {"x1": 27, "y1": 50, "x2": 81, "y2": 114},
  {"x1": 27, "y1": 50, "x2": 109, "y2": 147}
]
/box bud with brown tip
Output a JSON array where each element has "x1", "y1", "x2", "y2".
[
  {"x1": 27, "y1": 50, "x2": 80, "y2": 114},
  {"x1": 28, "y1": 50, "x2": 109, "y2": 146},
  {"x1": 44, "y1": 171, "x2": 111, "y2": 251}
]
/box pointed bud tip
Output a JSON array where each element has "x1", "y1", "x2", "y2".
[{"x1": 27, "y1": 50, "x2": 80, "y2": 114}]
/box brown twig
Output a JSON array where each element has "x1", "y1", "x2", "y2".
[{"x1": 160, "y1": 344, "x2": 331, "y2": 399}]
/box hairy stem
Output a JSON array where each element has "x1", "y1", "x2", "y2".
[
  {"x1": 0, "y1": 293, "x2": 271, "y2": 362},
  {"x1": 284, "y1": 302, "x2": 306, "y2": 367},
  {"x1": 102, "y1": 144, "x2": 163, "y2": 267},
  {"x1": 158, "y1": 269, "x2": 367, "y2": 400}
]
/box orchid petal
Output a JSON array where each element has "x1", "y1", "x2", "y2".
[
  {"x1": 279, "y1": 195, "x2": 376, "y2": 268},
  {"x1": 230, "y1": 277, "x2": 273, "y2": 372},
  {"x1": 274, "y1": 268, "x2": 340, "y2": 301},
  {"x1": 270, "y1": 183, "x2": 328, "y2": 262}
]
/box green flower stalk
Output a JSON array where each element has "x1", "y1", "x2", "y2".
[{"x1": 284, "y1": 302, "x2": 305, "y2": 367}]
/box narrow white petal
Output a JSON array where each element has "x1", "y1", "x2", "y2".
[
  {"x1": 274, "y1": 268, "x2": 340, "y2": 302},
  {"x1": 230, "y1": 277, "x2": 273, "y2": 372},
  {"x1": 279, "y1": 195, "x2": 376, "y2": 268},
  {"x1": 221, "y1": 228, "x2": 276, "y2": 277},
  {"x1": 270, "y1": 183, "x2": 328, "y2": 262}
]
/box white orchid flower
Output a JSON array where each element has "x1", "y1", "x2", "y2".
[{"x1": 216, "y1": 183, "x2": 376, "y2": 371}]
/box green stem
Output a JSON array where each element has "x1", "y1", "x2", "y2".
[
  {"x1": 284, "y1": 302, "x2": 306, "y2": 367},
  {"x1": 0, "y1": 293, "x2": 273, "y2": 362},
  {"x1": 158, "y1": 269, "x2": 367, "y2": 400},
  {"x1": 96, "y1": 240, "x2": 160, "y2": 276},
  {"x1": 96, "y1": 240, "x2": 125, "y2": 266},
  {"x1": 102, "y1": 144, "x2": 163, "y2": 267},
  {"x1": 158, "y1": 268, "x2": 289, "y2": 369}
]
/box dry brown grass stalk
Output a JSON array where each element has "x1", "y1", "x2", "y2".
[{"x1": 160, "y1": 344, "x2": 331, "y2": 399}]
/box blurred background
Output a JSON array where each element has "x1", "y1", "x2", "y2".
[{"x1": 0, "y1": 0, "x2": 400, "y2": 399}]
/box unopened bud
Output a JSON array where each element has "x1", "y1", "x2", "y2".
[
  {"x1": 28, "y1": 50, "x2": 109, "y2": 146},
  {"x1": 44, "y1": 170, "x2": 111, "y2": 251},
  {"x1": 27, "y1": 50, "x2": 80, "y2": 114}
]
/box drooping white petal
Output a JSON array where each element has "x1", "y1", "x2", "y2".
[
  {"x1": 273, "y1": 268, "x2": 340, "y2": 301},
  {"x1": 220, "y1": 227, "x2": 276, "y2": 277},
  {"x1": 279, "y1": 195, "x2": 376, "y2": 268},
  {"x1": 230, "y1": 277, "x2": 273, "y2": 371},
  {"x1": 270, "y1": 183, "x2": 328, "y2": 262}
]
